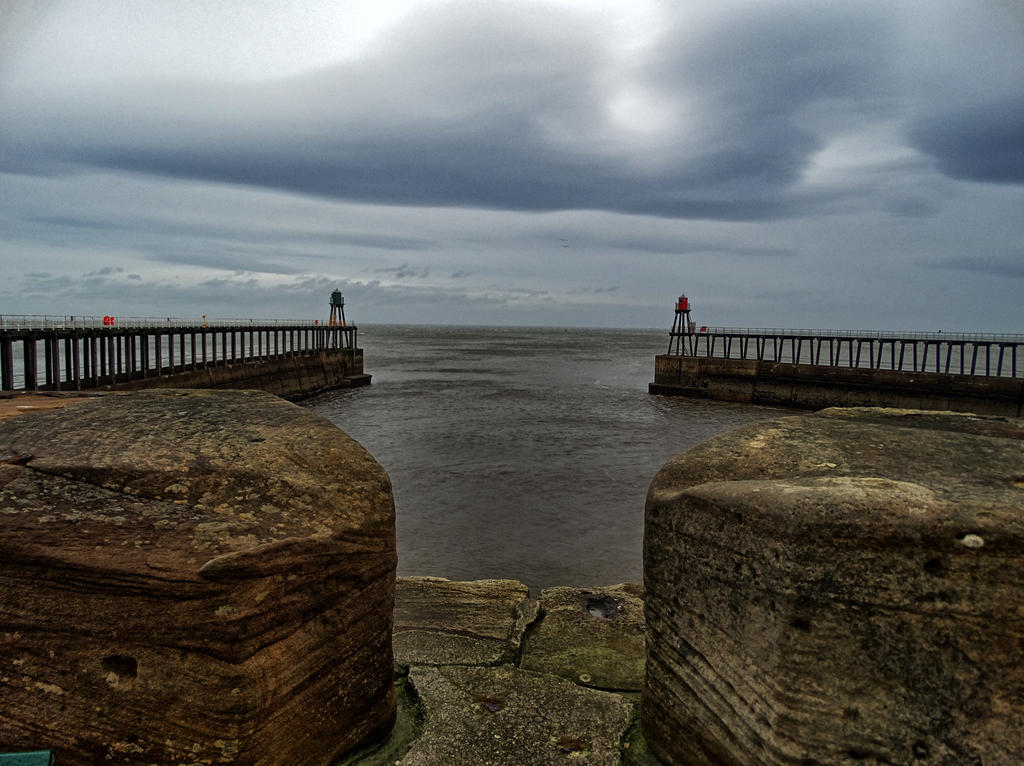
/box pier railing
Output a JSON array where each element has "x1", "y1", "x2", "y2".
[
  {"x1": 0, "y1": 314, "x2": 322, "y2": 331},
  {"x1": 667, "y1": 327, "x2": 1024, "y2": 379},
  {"x1": 1, "y1": 317, "x2": 359, "y2": 392}
]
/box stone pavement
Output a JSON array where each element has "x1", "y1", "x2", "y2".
[{"x1": 338, "y1": 577, "x2": 661, "y2": 765}]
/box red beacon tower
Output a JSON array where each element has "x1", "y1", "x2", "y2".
[{"x1": 668, "y1": 294, "x2": 696, "y2": 354}]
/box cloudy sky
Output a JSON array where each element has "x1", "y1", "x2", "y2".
[{"x1": 1, "y1": 0, "x2": 1022, "y2": 330}]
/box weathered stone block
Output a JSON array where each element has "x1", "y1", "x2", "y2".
[
  {"x1": 393, "y1": 577, "x2": 535, "y2": 667},
  {"x1": 643, "y1": 408, "x2": 1024, "y2": 765},
  {"x1": 520, "y1": 584, "x2": 645, "y2": 691},
  {"x1": 402, "y1": 664, "x2": 634, "y2": 765},
  {"x1": 0, "y1": 390, "x2": 396, "y2": 765}
]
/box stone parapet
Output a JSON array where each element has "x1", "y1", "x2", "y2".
[
  {"x1": 102, "y1": 348, "x2": 368, "y2": 400},
  {"x1": 652, "y1": 355, "x2": 1023, "y2": 415}
]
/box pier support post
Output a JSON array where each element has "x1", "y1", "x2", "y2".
[
  {"x1": 71, "y1": 337, "x2": 81, "y2": 390},
  {"x1": 1, "y1": 337, "x2": 13, "y2": 391},
  {"x1": 23, "y1": 337, "x2": 38, "y2": 390},
  {"x1": 89, "y1": 335, "x2": 99, "y2": 387}
]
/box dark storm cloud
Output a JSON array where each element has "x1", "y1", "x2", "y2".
[
  {"x1": 928, "y1": 250, "x2": 1024, "y2": 280},
  {"x1": 10, "y1": 208, "x2": 436, "y2": 277},
  {"x1": 1, "y1": 2, "x2": 920, "y2": 222},
  {"x1": 558, "y1": 231, "x2": 795, "y2": 258},
  {"x1": 909, "y1": 97, "x2": 1024, "y2": 184},
  {"x1": 374, "y1": 262, "x2": 430, "y2": 279},
  {"x1": 0, "y1": 264, "x2": 459, "y2": 318},
  {"x1": 83, "y1": 266, "x2": 123, "y2": 276},
  {"x1": 641, "y1": 2, "x2": 895, "y2": 185},
  {"x1": 27, "y1": 213, "x2": 433, "y2": 252}
]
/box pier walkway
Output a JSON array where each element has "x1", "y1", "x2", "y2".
[
  {"x1": 0, "y1": 315, "x2": 359, "y2": 392},
  {"x1": 668, "y1": 326, "x2": 1024, "y2": 379}
]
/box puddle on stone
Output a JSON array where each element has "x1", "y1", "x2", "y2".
[{"x1": 585, "y1": 595, "x2": 621, "y2": 619}]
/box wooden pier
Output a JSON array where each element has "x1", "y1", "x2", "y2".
[{"x1": 0, "y1": 315, "x2": 361, "y2": 394}]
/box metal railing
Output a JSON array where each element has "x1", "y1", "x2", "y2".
[
  {"x1": 0, "y1": 314, "x2": 326, "y2": 331},
  {"x1": 666, "y1": 327, "x2": 1023, "y2": 378},
  {"x1": 697, "y1": 326, "x2": 1024, "y2": 343},
  {"x1": 1, "y1": 321, "x2": 359, "y2": 392}
]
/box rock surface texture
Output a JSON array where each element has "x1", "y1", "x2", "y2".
[
  {"x1": 0, "y1": 390, "x2": 397, "y2": 765},
  {"x1": 520, "y1": 584, "x2": 645, "y2": 692},
  {"x1": 393, "y1": 577, "x2": 536, "y2": 666},
  {"x1": 643, "y1": 407, "x2": 1024, "y2": 766},
  {"x1": 347, "y1": 578, "x2": 655, "y2": 765}
]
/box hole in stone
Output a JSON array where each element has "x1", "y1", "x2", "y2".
[
  {"x1": 557, "y1": 736, "x2": 589, "y2": 753},
  {"x1": 476, "y1": 696, "x2": 504, "y2": 714},
  {"x1": 585, "y1": 596, "x2": 620, "y2": 619},
  {"x1": 923, "y1": 558, "x2": 944, "y2": 576},
  {"x1": 912, "y1": 741, "x2": 930, "y2": 759},
  {"x1": 790, "y1": 616, "x2": 812, "y2": 632},
  {"x1": 847, "y1": 747, "x2": 871, "y2": 760},
  {"x1": 1011, "y1": 474, "x2": 1024, "y2": 488},
  {"x1": 102, "y1": 654, "x2": 138, "y2": 678}
]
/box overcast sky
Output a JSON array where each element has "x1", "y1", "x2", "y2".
[{"x1": 1, "y1": 0, "x2": 1022, "y2": 330}]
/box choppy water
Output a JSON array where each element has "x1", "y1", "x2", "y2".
[{"x1": 306, "y1": 325, "x2": 789, "y2": 589}]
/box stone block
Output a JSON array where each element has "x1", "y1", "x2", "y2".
[
  {"x1": 643, "y1": 408, "x2": 1024, "y2": 765},
  {"x1": 393, "y1": 577, "x2": 535, "y2": 667},
  {"x1": 402, "y1": 664, "x2": 634, "y2": 765},
  {"x1": 0, "y1": 390, "x2": 396, "y2": 765},
  {"x1": 520, "y1": 584, "x2": 645, "y2": 691}
]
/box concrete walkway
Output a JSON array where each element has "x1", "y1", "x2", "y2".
[{"x1": 338, "y1": 577, "x2": 661, "y2": 765}]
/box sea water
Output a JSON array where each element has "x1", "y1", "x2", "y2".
[{"x1": 306, "y1": 325, "x2": 789, "y2": 590}]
